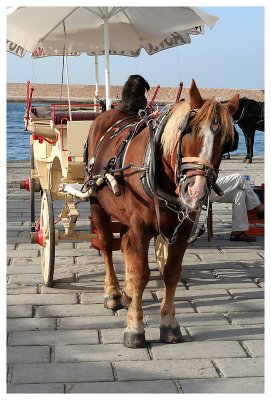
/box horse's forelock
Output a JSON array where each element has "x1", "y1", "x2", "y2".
[
  {"x1": 161, "y1": 101, "x2": 191, "y2": 156},
  {"x1": 218, "y1": 102, "x2": 235, "y2": 144}
]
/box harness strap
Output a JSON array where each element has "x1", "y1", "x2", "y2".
[
  {"x1": 181, "y1": 157, "x2": 213, "y2": 170},
  {"x1": 141, "y1": 112, "x2": 163, "y2": 239}
]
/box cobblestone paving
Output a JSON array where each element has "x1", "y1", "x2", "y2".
[{"x1": 6, "y1": 156, "x2": 264, "y2": 393}]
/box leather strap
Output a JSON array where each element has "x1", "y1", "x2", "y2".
[{"x1": 181, "y1": 157, "x2": 213, "y2": 170}]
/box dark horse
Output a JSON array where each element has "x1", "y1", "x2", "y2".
[
  {"x1": 86, "y1": 79, "x2": 239, "y2": 348},
  {"x1": 232, "y1": 97, "x2": 264, "y2": 163}
]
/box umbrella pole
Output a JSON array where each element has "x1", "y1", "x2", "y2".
[
  {"x1": 65, "y1": 53, "x2": 72, "y2": 121},
  {"x1": 95, "y1": 54, "x2": 99, "y2": 98},
  {"x1": 94, "y1": 54, "x2": 99, "y2": 112},
  {"x1": 103, "y1": 17, "x2": 111, "y2": 110}
]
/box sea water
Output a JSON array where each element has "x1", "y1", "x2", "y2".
[{"x1": 6, "y1": 101, "x2": 264, "y2": 161}]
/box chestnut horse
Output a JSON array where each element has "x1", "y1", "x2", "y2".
[{"x1": 86, "y1": 80, "x2": 239, "y2": 348}]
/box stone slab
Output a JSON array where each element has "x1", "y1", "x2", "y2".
[
  {"x1": 7, "y1": 305, "x2": 33, "y2": 318},
  {"x1": 150, "y1": 341, "x2": 246, "y2": 359},
  {"x1": 7, "y1": 293, "x2": 78, "y2": 306},
  {"x1": 227, "y1": 311, "x2": 264, "y2": 325},
  {"x1": 35, "y1": 304, "x2": 114, "y2": 318},
  {"x1": 55, "y1": 343, "x2": 150, "y2": 362},
  {"x1": 228, "y1": 288, "x2": 264, "y2": 299},
  {"x1": 187, "y1": 325, "x2": 264, "y2": 341},
  {"x1": 7, "y1": 383, "x2": 65, "y2": 393},
  {"x1": 9, "y1": 329, "x2": 99, "y2": 346},
  {"x1": 199, "y1": 253, "x2": 262, "y2": 262},
  {"x1": 243, "y1": 339, "x2": 264, "y2": 357},
  {"x1": 179, "y1": 377, "x2": 264, "y2": 393},
  {"x1": 115, "y1": 359, "x2": 219, "y2": 381},
  {"x1": 184, "y1": 277, "x2": 259, "y2": 290},
  {"x1": 7, "y1": 345, "x2": 50, "y2": 364},
  {"x1": 11, "y1": 362, "x2": 114, "y2": 384},
  {"x1": 7, "y1": 284, "x2": 38, "y2": 294},
  {"x1": 69, "y1": 380, "x2": 178, "y2": 393},
  {"x1": 157, "y1": 288, "x2": 229, "y2": 301},
  {"x1": 58, "y1": 315, "x2": 127, "y2": 330},
  {"x1": 194, "y1": 298, "x2": 264, "y2": 313},
  {"x1": 7, "y1": 318, "x2": 57, "y2": 332},
  {"x1": 215, "y1": 357, "x2": 264, "y2": 378}
]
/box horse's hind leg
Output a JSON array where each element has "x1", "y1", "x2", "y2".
[
  {"x1": 160, "y1": 244, "x2": 186, "y2": 343},
  {"x1": 90, "y1": 200, "x2": 122, "y2": 311},
  {"x1": 121, "y1": 228, "x2": 151, "y2": 348}
]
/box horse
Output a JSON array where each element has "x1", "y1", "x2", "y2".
[
  {"x1": 85, "y1": 79, "x2": 239, "y2": 348},
  {"x1": 232, "y1": 97, "x2": 264, "y2": 163}
]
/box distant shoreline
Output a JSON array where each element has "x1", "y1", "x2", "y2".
[{"x1": 7, "y1": 83, "x2": 264, "y2": 103}]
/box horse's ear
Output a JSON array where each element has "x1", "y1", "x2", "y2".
[
  {"x1": 226, "y1": 94, "x2": 239, "y2": 115},
  {"x1": 189, "y1": 79, "x2": 204, "y2": 109}
]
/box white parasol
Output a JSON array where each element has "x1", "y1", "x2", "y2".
[{"x1": 7, "y1": 6, "x2": 218, "y2": 109}]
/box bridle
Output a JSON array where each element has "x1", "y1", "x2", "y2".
[{"x1": 172, "y1": 106, "x2": 224, "y2": 199}]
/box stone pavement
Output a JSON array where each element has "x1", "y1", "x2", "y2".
[{"x1": 6, "y1": 156, "x2": 264, "y2": 393}]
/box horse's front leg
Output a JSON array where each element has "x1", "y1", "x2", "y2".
[
  {"x1": 160, "y1": 242, "x2": 187, "y2": 343},
  {"x1": 121, "y1": 228, "x2": 151, "y2": 348},
  {"x1": 247, "y1": 128, "x2": 255, "y2": 162},
  {"x1": 90, "y1": 201, "x2": 123, "y2": 311}
]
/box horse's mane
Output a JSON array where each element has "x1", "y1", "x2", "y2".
[{"x1": 161, "y1": 99, "x2": 235, "y2": 156}]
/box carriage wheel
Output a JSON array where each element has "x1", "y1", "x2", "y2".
[{"x1": 40, "y1": 190, "x2": 55, "y2": 287}]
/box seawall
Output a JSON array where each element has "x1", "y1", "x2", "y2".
[{"x1": 7, "y1": 83, "x2": 264, "y2": 103}]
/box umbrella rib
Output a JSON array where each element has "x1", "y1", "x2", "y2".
[
  {"x1": 39, "y1": 7, "x2": 80, "y2": 42},
  {"x1": 83, "y1": 7, "x2": 104, "y2": 18},
  {"x1": 108, "y1": 7, "x2": 126, "y2": 18}
]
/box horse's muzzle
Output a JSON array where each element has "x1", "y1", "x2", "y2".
[{"x1": 180, "y1": 175, "x2": 208, "y2": 210}]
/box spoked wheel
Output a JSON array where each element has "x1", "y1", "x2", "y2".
[{"x1": 40, "y1": 190, "x2": 55, "y2": 287}]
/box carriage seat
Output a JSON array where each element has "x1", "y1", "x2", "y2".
[
  {"x1": 53, "y1": 110, "x2": 100, "y2": 125},
  {"x1": 30, "y1": 106, "x2": 100, "y2": 124}
]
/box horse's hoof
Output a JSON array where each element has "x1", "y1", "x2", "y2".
[
  {"x1": 104, "y1": 295, "x2": 124, "y2": 311},
  {"x1": 160, "y1": 326, "x2": 183, "y2": 343},
  {"x1": 246, "y1": 158, "x2": 252, "y2": 164},
  {"x1": 121, "y1": 290, "x2": 132, "y2": 310},
  {"x1": 123, "y1": 331, "x2": 147, "y2": 348}
]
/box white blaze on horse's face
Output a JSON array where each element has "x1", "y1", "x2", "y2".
[{"x1": 186, "y1": 124, "x2": 214, "y2": 209}]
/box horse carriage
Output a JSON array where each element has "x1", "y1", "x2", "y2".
[
  {"x1": 20, "y1": 82, "x2": 118, "y2": 286},
  {"x1": 19, "y1": 77, "x2": 240, "y2": 347}
]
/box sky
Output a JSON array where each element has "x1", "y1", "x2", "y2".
[{"x1": 5, "y1": 4, "x2": 265, "y2": 90}]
